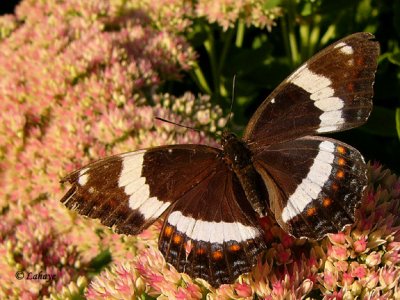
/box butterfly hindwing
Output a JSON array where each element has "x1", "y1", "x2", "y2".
[
  {"x1": 158, "y1": 166, "x2": 265, "y2": 287},
  {"x1": 244, "y1": 32, "x2": 379, "y2": 147},
  {"x1": 253, "y1": 136, "x2": 367, "y2": 239}
]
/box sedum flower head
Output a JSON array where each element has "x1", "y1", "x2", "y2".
[
  {"x1": 130, "y1": 0, "x2": 282, "y2": 32},
  {"x1": 0, "y1": 0, "x2": 223, "y2": 298},
  {"x1": 85, "y1": 164, "x2": 400, "y2": 299},
  {"x1": 195, "y1": 0, "x2": 282, "y2": 31},
  {"x1": 1, "y1": 0, "x2": 398, "y2": 299}
]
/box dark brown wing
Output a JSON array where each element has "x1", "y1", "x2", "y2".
[
  {"x1": 60, "y1": 145, "x2": 223, "y2": 235},
  {"x1": 158, "y1": 165, "x2": 266, "y2": 287},
  {"x1": 252, "y1": 136, "x2": 367, "y2": 240},
  {"x1": 243, "y1": 32, "x2": 379, "y2": 147},
  {"x1": 60, "y1": 144, "x2": 265, "y2": 287}
]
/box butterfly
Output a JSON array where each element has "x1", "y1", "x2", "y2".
[{"x1": 60, "y1": 32, "x2": 379, "y2": 288}]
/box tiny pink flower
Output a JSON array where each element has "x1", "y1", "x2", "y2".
[
  {"x1": 272, "y1": 281, "x2": 284, "y2": 296},
  {"x1": 379, "y1": 266, "x2": 400, "y2": 289},
  {"x1": 353, "y1": 237, "x2": 367, "y2": 252},
  {"x1": 334, "y1": 260, "x2": 348, "y2": 272},
  {"x1": 387, "y1": 241, "x2": 400, "y2": 251},
  {"x1": 235, "y1": 283, "x2": 252, "y2": 297},
  {"x1": 328, "y1": 245, "x2": 348, "y2": 260},
  {"x1": 323, "y1": 270, "x2": 338, "y2": 291},
  {"x1": 324, "y1": 290, "x2": 343, "y2": 300},
  {"x1": 383, "y1": 250, "x2": 400, "y2": 265},
  {"x1": 366, "y1": 251, "x2": 382, "y2": 267},
  {"x1": 329, "y1": 232, "x2": 346, "y2": 245},
  {"x1": 350, "y1": 263, "x2": 367, "y2": 279},
  {"x1": 342, "y1": 272, "x2": 354, "y2": 286},
  {"x1": 365, "y1": 272, "x2": 379, "y2": 289}
]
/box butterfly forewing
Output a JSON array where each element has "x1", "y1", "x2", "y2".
[
  {"x1": 253, "y1": 136, "x2": 367, "y2": 239},
  {"x1": 60, "y1": 153, "x2": 151, "y2": 234},
  {"x1": 244, "y1": 32, "x2": 379, "y2": 147},
  {"x1": 61, "y1": 145, "x2": 221, "y2": 234}
]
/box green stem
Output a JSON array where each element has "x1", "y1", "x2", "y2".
[
  {"x1": 204, "y1": 26, "x2": 219, "y2": 99},
  {"x1": 396, "y1": 108, "x2": 400, "y2": 142},
  {"x1": 235, "y1": 20, "x2": 245, "y2": 48},
  {"x1": 320, "y1": 25, "x2": 336, "y2": 45},
  {"x1": 299, "y1": 23, "x2": 310, "y2": 61},
  {"x1": 282, "y1": 0, "x2": 300, "y2": 67},
  {"x1": 219, "y1": 28, "x2": 234, "y2": 73},
  {"x1": 309, "y1": 23, "x2": 321, "y2": 57},
  {"x1": 281, "y1": 17, "x2": 291, "y2": 66},
  {"x1": 191, "y1": 61, "x2": 212, "y2": 94},
  {"x1": 287, "y1": 0, "x2": 299, "y2": 66}
]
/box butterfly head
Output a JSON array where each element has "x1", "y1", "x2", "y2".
[
  {"x1": 221, "y1": 131, "x2": 238, "y2": 146},
  {"x1": 221, "y1": 131, "x2": 253, "y2": 169}
]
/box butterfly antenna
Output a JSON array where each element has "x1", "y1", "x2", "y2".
[
  {"x1": 155, "y1": 117, "x2": 201, "y2": 133},
  {"x1": 225, "y1": 74, "x2": 236, "y2": 127}
]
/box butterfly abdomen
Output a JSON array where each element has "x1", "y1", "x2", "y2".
[{"x1": 221, "y1": 132, "x2": 269, "y2": 217}]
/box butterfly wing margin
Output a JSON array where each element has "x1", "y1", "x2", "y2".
[
  {"x1": 158, "y1": 166, "x2": 266, "y2": 287},
  {"x1": 244, "y1": 32, "x2": 379, "y2": 147},
  {"x1": 253, "y1": 136, "x2": 367, "y2": 240},
  {"x1": 60, "y1": 145, "x2": 223, "y2": 235}
]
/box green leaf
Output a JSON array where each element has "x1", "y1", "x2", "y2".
[
  {"x1": 388, "y1": 51, "x2": 400, "y2": 66},
  {"x1": 263, "y1": 0, "x2": 282, "y2": 10},
  {"x1": 362, "y1": 106, "x2": 398, "y2": 137},
  {"x1": 186, "y1": 21, "x2": 208, "y2": 47},
  {"x1": 89, "y1": 249, "x2": 112, "y2": 273},
  {"x1": 140, "y1": 293, "x2": 157, "y2": 300}
]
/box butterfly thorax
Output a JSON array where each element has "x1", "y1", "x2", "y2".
[{"x1": 221, "y1": 132, "x2": 269, "y2": 217}]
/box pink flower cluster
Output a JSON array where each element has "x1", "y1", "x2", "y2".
[
  {"x1": 133, "y1": 0, "x2": 282, "y2": 32},
  {"x1": 0, "y1": 202, "x2": 89, "y2": 298},
  {"x1": 196, "y1": 0, "x2": 282, "y2": 31},
  {"x1": 86, "y1": 164, "x2": 400, "y2": 299},
  {"x1": 0, "y1": 0, "x2": 225, "y2": 297},
  {"x1": 1, "y1": 0, "x2": 398, "y2": 299}
]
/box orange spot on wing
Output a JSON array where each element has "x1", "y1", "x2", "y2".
[
  {"x1": 307, "y1": 207, "x2": 317, "y2": 216},
  {"x1": 229, "y1": 244, "x2": 241, "y2": 252},
  {"x1": 164, "y1": 225, "x2": 173, "y2": 237},
  {"x1": 212, "y1": 250, "x2": 223, "y2": 260},
  {"x1": 173, "y1": 234, "x2": 182, "y2": 244},
  {"x1": 331, "y1": 183, "x2": 339, "y2": 191},
  {"x1": 337, "y1": 146, "x2": 346, "y2": 154},
  {"x1": 336, "y1": 170, "x2": 345, "y2": 179},
  {"x1": 323, "y1": 197, "x2": 332, "y2": 207},
  {"x1": 338, "y1": 158, "x2": 346, "y2": 166},
  {"x1": 196, "y1": 247, "x2": 206, "y2": 255}
]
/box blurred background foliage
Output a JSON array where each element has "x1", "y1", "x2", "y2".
[
  {"x1": 169, "y1": 0, "x2": 400, "y2": 173},
  {"x1": 2, "y1": 0, "x2": 400, "y2": 172}
]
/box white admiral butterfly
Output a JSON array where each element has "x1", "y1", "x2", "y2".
[{"x1": 60, "y1": 33, "x2": 379, "y2": 287}]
